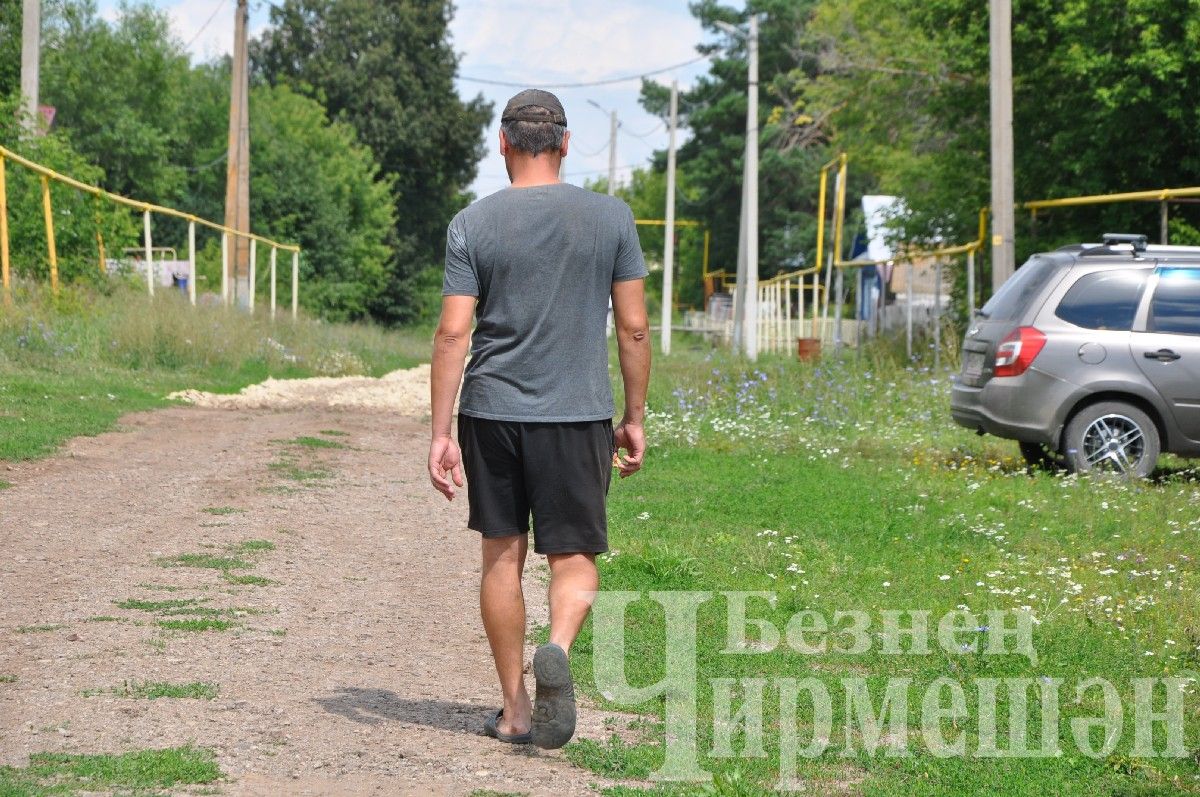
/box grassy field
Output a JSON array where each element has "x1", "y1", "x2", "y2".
[
  {"x1": 3, "y1": 289, "x2": 1197, "y2": 795},
  {"x1": 0, "y1": 282, "x2": 430, "y2": 461},
  {"x1": 570, "y1": 333, "x2": 1200, "y2": 796}
]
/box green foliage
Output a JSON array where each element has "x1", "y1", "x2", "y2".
[
  {"x1": 595, "y1": 168, "x2": 710, "y2": 310},
  {"x1": 0, "y1": 97, "x2": 139, "y2": 285},
  {"x1": 0, "y1": 0, "x2": 19, "y2": 98},
  {"x1": 253, "y1": 0, "x2": 494, "y2": 322},
  {"x1": 14, "y1": 0, "x2": 481, "y2": 323},
  {"x1": 640, "y1": 0, "x2": 825, "y2": 281},
  {"x1": 40, "y1": 0, "x2": 195, "y2": 204},
  {"x1": 643, "y1": 0, "x2": 1200, "y2": 317},
  {"x1": 246, "y1": 84, "x2": 397, "y2": 322}
]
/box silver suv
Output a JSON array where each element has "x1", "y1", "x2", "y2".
[{"x1": 951, "y1": 234, "x2": 1200, "y2": 477}]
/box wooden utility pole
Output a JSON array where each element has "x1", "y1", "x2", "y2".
[
  {"x1": 20, "y1": 0, "x2": 40, "y2": 134},
  {"x1": 989, "y1": 0, "x2": 1015, "y2": 291},
  {"x1": 224, "y1": 0, "x2": 251, "y2": 307},
  {"x1": 661, "y1": 80, "x2": 678, "y2": 356}
]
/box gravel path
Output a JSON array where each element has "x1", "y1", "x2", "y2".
[{"x1": 0, "y1": 368, "x2": 638, "y2": 796}]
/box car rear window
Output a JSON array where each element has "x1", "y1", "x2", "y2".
[
  {"x1": 979, "y1": 256, "x2": 1060, "y2": 322},
  {"x1": 1054, "y1": 269, "x2": 1148, "y2": 330},
  {"x1": 1149, "y1": 268, "x2": 1200, "y2": 335}
]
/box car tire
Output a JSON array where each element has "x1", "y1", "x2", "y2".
[
  {"x1": 1062, "y1": 401, "x2": 1160, "y2": 478},
  {"x1": 1018, "y1": 441, "x2": 1063, "y2": 471}
]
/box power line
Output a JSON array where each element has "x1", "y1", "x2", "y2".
[
  {"x1": 564, "y1": 163, "x2": 644, "y2": 177},
  {"x1": 621, "y1": 121, "x2": 665, "y2": 140},
  {"x1": 458, "y1": 55, "x2": 709, "y2": 90},
  {"x1": 185, "y1": 0, "x2": 229, "y2": 50},
  {"x1": 573, "y1": 140, "x2": 611, "y2": 158}
]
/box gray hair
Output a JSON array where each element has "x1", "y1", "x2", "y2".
[{"x1": 501, "y1": 120, "x2": 566, "y2": 156}]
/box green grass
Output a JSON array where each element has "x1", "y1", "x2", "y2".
[
  {"x1": 85, "y1": 680, "x2": 219, "y2": 700},
  {"x1": 223, "y1": 573, "x2": 274, "y2": 587},
  {"x1": 232, "y1": 539, "x2": 275, "y2": 553},
  {"x1": 156, "y1": 553, "x2": 253, "y2": 571},
  {"x1": 0, "y1": 674, "x2": 16, "y2": 684},
  {"x1": 0, "y1": 745, "x2": 221, "y2": 793},
  {"x1": 266, "y1": 458, "x2": 332, "y2": 482},
  {"x1": 0, "y1": 480, "x2": 12, "y2": 490},
  {"x1": 156, "y1": 618, "x2": 234, "y2": 632},
  {"x1": 84, "y1": 615, "x2": 121, "y2": 623},
  {"x1": 279, "y1": 435, "x2": 347, "y2": 450},
  {"x1": 114, "y1": 597, "x2": 204, "y2": 612},
  {"x1": 15, "y1": 624, "x2": 63, "y2": 634},
  {"x1": 201, "y1": 506, "x2": 244, "y2": 516},
  {"x1": 568, "y1": 337, "x2": 1200, "y2": 796},
  {"x1": 0, "y1": 282, "x2": 430, "y2": 462},
  {"x1": 134, "y1": 582, "x2": 191, "y2": 592},
  {"x1": 318, "y1": 429, "x2": 348, "y2": 437}
]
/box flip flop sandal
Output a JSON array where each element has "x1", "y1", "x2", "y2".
[
  {"x1": 483, "y1": 709, "x2": 532, "y2": 745},
  {"x1": 531, "y1": 643, "x2": 576, "y2": 749}
]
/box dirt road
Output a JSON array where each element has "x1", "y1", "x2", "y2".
[{"x1": 0, "y1": 371, "x2": 634, "y2": 796}]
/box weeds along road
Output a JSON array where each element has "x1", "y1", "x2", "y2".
[{"x1": 0, "y1": 366, "x2": 634, "y2": 796}]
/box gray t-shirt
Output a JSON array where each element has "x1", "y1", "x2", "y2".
[{"x1": 443, "y1": 183, "x2": 648, "y2": 422}]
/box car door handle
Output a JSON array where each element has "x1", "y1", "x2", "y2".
[{"x1": 1144, "y1": 349, "x2": 1182, "y2": 362}]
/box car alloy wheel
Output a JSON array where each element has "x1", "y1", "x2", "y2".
[{"x1": 1080, "y1": 414, "x2": 1145, "y2": 474}]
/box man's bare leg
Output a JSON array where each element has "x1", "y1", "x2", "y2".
[
  {"x1": 480, "y1": 534, "x2": 531, "y2": 735},
  {"x1": 546, "y1": 552, "x2": 600, "y2": 654}
]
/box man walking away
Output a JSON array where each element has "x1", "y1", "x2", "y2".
[{"x1": 427, "y1": 89, "x2": 651, "y2": 749}]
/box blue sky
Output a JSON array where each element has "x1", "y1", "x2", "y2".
[{"x1": 95, "y1": 0, "x2": 723, "y2": 198}]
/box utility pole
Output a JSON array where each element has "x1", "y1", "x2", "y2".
[
  {"x1": 661, "y1": 80, "x2": 678, "y2": 356},
  {"x1": 720, "y1": 15, "x2": 760, "y2": 360},
  {"x1": 607, "y1": 110, "x2": 618, "y2": 195},
  {"x1": 224, "y1": 0, "x2": 251, "y2": 308},
  {"x1": 743, "y1": 14, "x2": 760, "y2": 360},
  {"x1": 732, "y1": 129, "x2": 748, "y2": 352},
  {"x1": 989, "y1": 0, "x2": 1015, "y2": 291},
  {"x1": 20, "y1": 0, "x2": 40, "y2": 134},
  {"x1": 587, "y1": 100, "x2": 619, "y2": 195}
]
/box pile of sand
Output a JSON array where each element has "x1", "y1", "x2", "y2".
[{"x1": 169, "y1": 363, "x2": 432, "y2": 415}]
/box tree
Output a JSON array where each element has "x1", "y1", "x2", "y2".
[
  {"x1": 252, "y1": 0, "x2": 493, "y2": 323},
  {"x1": 799, "y1": 0, "x2": 1200, "y2": 297},
  {"x1": 592, "y1": 166, "x2": 710, "y2": 310},
  {"x1": 39, "y1": 0, "x2": 196, "y2": 204},
  {"x1": 244, "y1": 84, "x2": 396, "y2": 322},
  {"x1": 639, "y1": 0, "x2": 830, "y2": 285},
  {"x1": 0, "y1": 95, "x2": 138, "y2": 286},
  {"x1": 0, "y1": 0, "x2": 19, "y2": 99}
]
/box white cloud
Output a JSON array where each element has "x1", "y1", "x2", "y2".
[
  {"x1": 96, "y1": 0, "x2": 270, "y2": 62},
  {"x1": 453, "y1": 0, "x2": 700, "y2": 82},
  {"x1": 451, "y1": 0, "x2": 710, "y2": 197}
]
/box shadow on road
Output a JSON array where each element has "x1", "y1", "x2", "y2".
[{"x1": 313, "y1": 687, "x2": 490, "y2": 735}]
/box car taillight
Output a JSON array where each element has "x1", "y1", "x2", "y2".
[{"x1": 993, "y1": 327, "x2": 1046, "y2": 377}]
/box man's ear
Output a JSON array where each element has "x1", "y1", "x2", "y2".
[
  {"x1": 559, "y1": 129, "x2": 570, "y2": 159},
  {"x1": 499, "y1": 128, "x2": 510, "y2": 157}
]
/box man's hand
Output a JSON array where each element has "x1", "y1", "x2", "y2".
[
  {"x1": 613, "y1": 420, "x2": 645, "y2": 478},
  {"x1": 428, "y1": 435, "x2": 465, "y2": 500}
]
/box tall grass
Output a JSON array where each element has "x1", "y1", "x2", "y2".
[
  {"x1": 0, "y1": 279, "x2": 430, "y2": 379},
  {"x1": 0, "y1": 279, "x2": 432, "y2": 460}
]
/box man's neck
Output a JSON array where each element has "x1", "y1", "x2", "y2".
[
  {"x1": 509, "y1": 175, "x2": 561, "y2": 188},
  {"x1": 507, "y1": 155, "x2": 563, "y2": 188}
]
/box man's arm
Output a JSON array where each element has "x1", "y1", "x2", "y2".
[
  {"x1": 428, "y1": 294, "x2": 476, "y2": 500},
  {"x1": 611, "y1": 278, "x2": 650, "y2": 478}
]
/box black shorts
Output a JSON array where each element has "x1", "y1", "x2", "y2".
[{"x1": 457, "y1": 414, "x2": 614, "y2": 554}]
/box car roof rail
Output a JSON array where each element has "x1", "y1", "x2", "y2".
[
  {"x1": 1102, "y1": 233, "x2": 1147, "y2": 251},
  {"x1": 1078, "y1": 233, "x2": 1148, "y2": 257}
]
